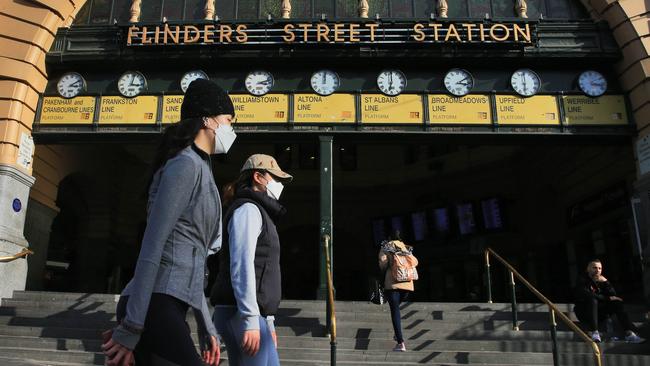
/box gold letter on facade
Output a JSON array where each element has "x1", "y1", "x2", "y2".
[
  {"x1": 359, "y1": 0, "x2": 369, "y2": 19},
  {"x1": 130, "y1": 0, "x2": 141, "y2": 22},
  {"x1": 515, "y1": 0, "x2": 528, "y2": 18},
  {"x1": 205, "y1": 0, "x2": 215, "y2": 20},
  {"x1": 437, "y1": 0, "x2": 448, "y2": 18},
  {"x1": 282, "y1": 0, "x2": 291, "y2": 19}
]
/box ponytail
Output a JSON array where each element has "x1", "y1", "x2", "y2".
[
  {"x1": 147, "y1": 117, "x2": 205, "y2": 194},
  {"x1": 222, "y1": 170, "x2": 258, "y2": 207}
]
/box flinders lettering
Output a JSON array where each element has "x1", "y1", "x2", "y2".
[{"x1": 126, "y1": 21, "x2": 533, "y2": 46}]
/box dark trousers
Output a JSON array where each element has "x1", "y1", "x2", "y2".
[
  {"x1": 386, "y1": 289, "x2": 410, "y2": 344},
  {"x1": 116, "y1": 293, "x2": 204, "y2": 366},
  {"x1": 574, "y1": 297, "x2": 636, "y2": 333}
]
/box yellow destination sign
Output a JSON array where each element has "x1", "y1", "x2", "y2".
[
  {"x1": 293, "y1": 94, "x2": 355, "y2": 123},
  {"x1": 39, "y1": 97, "x2": 95, "y2": 124},
  {"x1": 98, "y1": 96, "x2": 158, "y2": 124},
  {"x1": 361, "y1": 94, "x2": 423, "y2": 124},
  {"x1": 562, "y1": 95, "x2": 628, "y2": 125},
  {"x1": 231, "y1": 94, "x2": 288, "y2": 123},
  {"x1": 428, "y1": 95, "x2": 491, "y2": 124},
  {"x1": 162, "y1": 95, "x2": 184, "y2": 123},
  {"x1": 496, "y1": 95, "x2": 559, "y2": 125}
]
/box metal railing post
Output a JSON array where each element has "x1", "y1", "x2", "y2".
[
  {"x1": 323, "y1": 234, "x2": 337, "y2": 366},
  {"x1": 485, "y1": 250, "x2": 493, "y2": 303},
  {"x1": 509, "y1": 270, "x2": 519, "y2": 331},
  {"x1": 486, "y1": 248, "x2": 602, "y2": 366},
  {"x1": 549, "y1": 308, "x2": 560, "y2": 366}
]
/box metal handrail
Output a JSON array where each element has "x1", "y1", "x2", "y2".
[
  {"x1": 323, "y1": 234, "x2": 337, "y2": 366},
  {"x1": 485, "y1": 248, "x2": 601, "y2": 366},
  {"x1": 0, "y1": 248, "x2": 33, "y2": 263}
]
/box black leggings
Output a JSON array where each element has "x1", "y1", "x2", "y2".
[
  {"x1": 116, "y1": 293, "x2": 203, "y2": 366},
  {"x1": 574, "y1": 298, "x2": 636, "y2": 333}
]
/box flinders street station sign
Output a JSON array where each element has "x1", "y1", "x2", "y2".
[{"x1": 125, "y1": 20, "x2": 536, "y2": 47}]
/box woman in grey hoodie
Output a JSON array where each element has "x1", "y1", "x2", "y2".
[{"x1": 102, "y1": 79, "x2": 236, "y2": 366}]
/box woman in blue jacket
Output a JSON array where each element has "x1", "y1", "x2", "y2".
[
  {"x1": 102, "y1": 79, "x2": 237, "y2": 366},
  {"x1": 211, "y1": 154, "x2": 292, "y2": 366}
]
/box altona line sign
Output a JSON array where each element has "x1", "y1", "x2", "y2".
[{"x1": 125, "y1": 21, "x2": 536, "y2": 46}]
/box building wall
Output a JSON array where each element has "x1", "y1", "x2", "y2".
[{"x1": 0, "y1": 0, "x2": 86, "y2": 300}]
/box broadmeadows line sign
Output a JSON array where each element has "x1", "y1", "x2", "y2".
[{"x1": 125, "y1": 21, "x2": 536, "y2": 46}]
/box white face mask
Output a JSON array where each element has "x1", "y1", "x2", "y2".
[
  {"x1": 213, "y1": 124, "x2": 237, "y2": 154},
  {"x1": 265, "y1": 178, "x2": 284, "y2": 200}
]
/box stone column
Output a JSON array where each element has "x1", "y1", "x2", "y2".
[{"x1": 0, "y1": 164, "x2": 35, "y2": 300}]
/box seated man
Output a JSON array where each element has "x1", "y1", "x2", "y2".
[{"x1": 574, "y1": 259, "x2": 644, "y2": 343}]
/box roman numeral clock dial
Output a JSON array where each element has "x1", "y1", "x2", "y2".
[
  {"x1": 377, "y1": 70, "x2": 406, "y2": 96},
  {"x1": 57, "y1": 72, "x2": 86, "y2": 98},
  {"x1": 180, "y1": 70, "x2": 209, "y2": 93},
  {"x1": 245, "y1": 71, "x2": 274, "y2": 96},
  {"x1": 310, "y1": 70, "x2": 340, "y2": 96},
  {"x1": 444, "y1": 69, "x2": 474, "y2": 97},
  {"x1": 117, "y1": 71, "x2": 147, "y2": 97}
]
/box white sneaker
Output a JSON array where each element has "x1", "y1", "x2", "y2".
[
  {"x1": 393, "y1": 342, "x2": 406, "y2": 352},
  {"x1": 591, "y1": 331, "x2": 602, "y2": 343},
  {"x1": 625, "y1": 332, "x2": 645, "y2": 344}
]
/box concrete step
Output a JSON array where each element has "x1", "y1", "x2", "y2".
[
  {"x1": 1, "y1": 334, "x2": 648, "y2": 355},
  {"x1": 7, "y1": 292, "x2": 588, "y2": 312}
]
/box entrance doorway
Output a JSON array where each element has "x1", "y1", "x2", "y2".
[{"x1": 29, "y1": 135, "x2": 642, "y2": 305}]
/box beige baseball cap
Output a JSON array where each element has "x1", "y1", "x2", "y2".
[{"x1": 241, "y1": 154, "x2": 293, "y2": 182}]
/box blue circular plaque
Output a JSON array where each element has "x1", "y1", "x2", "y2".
[{"x1": 12, "y1": 198, "x2": 21, "y2": 213}]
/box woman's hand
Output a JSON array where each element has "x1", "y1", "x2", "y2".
[
  {"x1": 242, "y1": 329, "x2": 261, "y2": 356},
  {"x1": 102, "y1": 337, "x2": 134, "y2": 366},
  {"x1": 202, "y1": 335, "x2": 220, "y2": 365}
]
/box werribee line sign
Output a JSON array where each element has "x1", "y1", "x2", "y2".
[{"x1": 125, "y1": 21, "x2": 536, "y2": 46}]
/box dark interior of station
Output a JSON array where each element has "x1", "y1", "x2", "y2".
[{"x1": 30, "y1": 135, "x2": 644, "y2": 305}]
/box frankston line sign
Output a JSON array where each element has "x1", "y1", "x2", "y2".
[{"x1": 125, "y1": 21, "x2": 536, "y2": 47}]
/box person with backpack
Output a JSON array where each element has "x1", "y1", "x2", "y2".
[
  {"x1": 210, "y1": 154, "x2": 292, "y2": 366},
  {"x1": 378, "y1": 230, "x2": 418, "y2": 352}
]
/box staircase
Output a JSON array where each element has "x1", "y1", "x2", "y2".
[{"x1": 0, "y1": 291, "x2": 648, "y2": 365}]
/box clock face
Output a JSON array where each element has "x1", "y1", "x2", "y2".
[
  {"x1": 180, "y1": 70, "x2": 209, "y2": 93},
  {"x1": 578, "y1": 70, "x2": 607, "y2": 97},
  {"x1": 245, "y1": 71, "x2": 274, "y2": 96},
  {"x1": 57, "y1": 72, "x2": 86, "y2": 98},
  {"x1": 377, "y1": 70, "x2": 406, "y2": 96},
  {"x1": 117, "y1": 71, "x2": 147, "y2": 97},
  {"x1": 310, "y1": 70, "x2": 339, "y2": 96},
  {"x1": 444, "y1": 69, "x2": 473, "y2": 96},
  {"x1": 510, "y1": 69, "x2": 541, "y2": 97}
]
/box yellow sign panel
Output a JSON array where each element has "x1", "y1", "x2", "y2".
[
  {"x1": 39, "y1": 97, "x2": 95, "y2": 124},
  {"x1": 428, "y1": 95, "x2": 492, "y2": 124},
  {"x1": 562, "y1": 95, "x2": 628, "y2": 125},
  {"x1": 361, "y1": 94, "x2": 423, "y2": 124},
  {"x1": 162, "y1": 95, "x2": 184, "y2": 123},
  {"x1": 495, "y1": 95, "x2": 559, "y2": 125},
  {"x1": 231, "y1": 94, "x2": 288, "y2": 123},
  {"x1": 293, "y1": 94, "x2": 355, "y2": 123},
  {"x1": 98, "y1": 96, "x2": 158, "y2": 124}
]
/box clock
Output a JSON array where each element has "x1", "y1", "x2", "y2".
[
  {"x1": 444, "y1": 69, "x2": 473, "y2": 97},
  {"x1": 57, "y1": 72, "x2": 86, "y2": 98},
  {"x1": 578, "y1": 70, "x2": 607, "y2": 97},
  {"x1": 510, "y1": 69, "x2": 541, "y2": 97},
  {"x1": 180, "y1": 70, "x2": 209, "y2": 93},
  {"x1": 117, "y1": 71, "x2": 147, "y2": 97},
  {"x1": 310, "y1": 70, "x2": 339, "y2": 96},
  {"x1": 377, "y1": 70, "x2": 406, "y2": 96},
  {"x1": 245, "y1": 70, "x2": 274, "y2": 96}
]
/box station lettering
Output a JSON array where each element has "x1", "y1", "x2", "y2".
[{"x1": 127, "y1": 21, "x2": 533, "y2": 46}]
